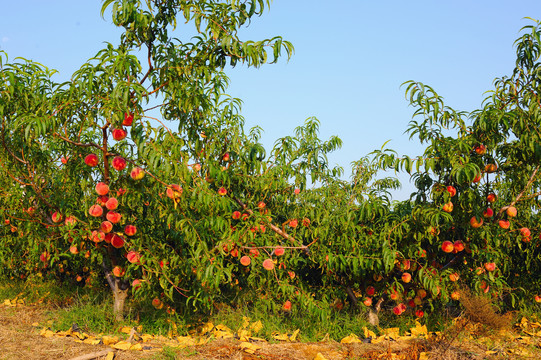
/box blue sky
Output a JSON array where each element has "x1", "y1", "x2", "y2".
[{"x1": 2, "y1": 1, "x2": 541, "y2": 200}]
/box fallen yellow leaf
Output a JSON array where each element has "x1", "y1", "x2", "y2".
[
  {"x1": 289, "y1": 329, "x2": 300, "y2": 341},
  {"x1": 340, "y1": 334, "x2": 362, "y2": 344},
  {"x1": 105, "y1": 352, "x2": 115, "y2": 360},
  {"x1": 250, "y1": 320, "x2": 263, "y2": 334},
  {"x1": 83, "y1": 338, "x2": 101, "y2": 345},
  {"x1": 102, "y1": 335, "x2": 120, "y2": 345},
  {"x1": 314, "y1": 353, "x2": 328, "y2": 360},
  {"x1": 363, "y1": 327, "x2": 376, "y2": 339},
  {"x1": 240, "y1": 341, "x2": 261, "y2": 354},
  {"x1": 111, "y1": 341, "x2": 132, "y2": 350}
]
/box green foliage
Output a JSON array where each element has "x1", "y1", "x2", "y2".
[{"x1": 2, "y1": 0, "x2": 541, "y2": 326}]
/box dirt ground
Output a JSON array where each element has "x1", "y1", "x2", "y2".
[{"x1": 0, "y1": 304, "x2": 539, "y2": 360}]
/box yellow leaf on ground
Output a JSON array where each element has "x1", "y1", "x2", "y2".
[
  {"x1": 196, "y1": 337, "x2": 209, "y2": 346},
  {"x1": 200, "y1": 322, "x2": 214, "y2": 335},
  {"x1": 41, "y1": 329, "x2": 55, "y2": 338},
  {"x1": 340, "y1": 334, "x2": 362, "y2": 344},
  {"x1": 240, "y1": 341, "x2": 261, "y2": 354},
  {"x1": 289, "y1": 329, "x2": 300, "y2": 341},
  {"x1": 102, "y1": 335, "x2": 120, "y2": 345},
  {"x1": 130, "y1": 343, "x2": 143, "y2": 351},
  {"x1": 140, "y1": 334, "x2": 154, "y2": 342},
  {"x1": 105, "y1": 352, "x2": 115, "y2": 360},
  {"x1": 363, "y1": 327, "x2": 376, "y2": 339},
  {"x1": 112, "y1": 341, "x2": 132, "y2": 350},
  {"x1": 371, "y1": 335, "x2": 386, "y2": 344},
  {"x1": 119, "y1": 326, "x2": 133, "y2": 334},
  {"x1": 3, "y1": 299, "x2": 13, "y2": 306},
  {"x1": 247, "y1": 336, "x2": 267, "y2": 342},
  {"x1": 83, "y1": 338, "x2": 101, "y2": 345},
  {"x1": 383, "y1": 327, "x2": 400, "y2": 339},
  {"x1": 237, "y1": 329, "x2": 251, "y2": 341},
  {"x1": 419, "y1": 352, "x2": 429, "y2": 360},
  {"x1": 314, "y1": 353, "x2": 328, "y2": 360},
  {"x1": 250, "y1": 320, "x2": 263, "y2": 334},
  {"x1": 486, "y1": 350, "x2": 498, "y2": 355},
  {"x1": 31, "y1": 322, "x2": 39, "y2": 327},
  {"x1": 410, "y1": 322, "x2": 428, "y2": 337},
  {"x1": 176, "y1": 336, "x2": 196, "y2": 347},
  {"x1": 241, "y1": 316, "x2": 250, "y2": 329},
  {"x1": 272, "y1": 333, "x2": 291, "y2": 341}
]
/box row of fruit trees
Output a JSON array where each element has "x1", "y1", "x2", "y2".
[{"x1": 1, "y1": 1, "x2": 541, "y2": 321}]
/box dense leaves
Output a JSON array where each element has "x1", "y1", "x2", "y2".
[{"x1": 1, "y1": 2, "x2": 541, "y2": 322}]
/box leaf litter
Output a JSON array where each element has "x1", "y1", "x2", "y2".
[{"x1": 2, "y1": 296, "x2": 541, "y2": 359}]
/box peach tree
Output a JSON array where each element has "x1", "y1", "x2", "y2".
[
  {"x1": 364, "y1": 19, "x2": 541, "y2": 314},
  {"x1": 0, "y1": 0, "x2": 296, "y2": 320}
]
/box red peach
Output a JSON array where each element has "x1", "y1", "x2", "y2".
[
  {"x1": 111, "y1": 156, "x2": 127, "y2": 171},
  {"x1": 275, "y1": 246, "x2": 285, "y2": 256},
  {"x1": 363, "y1": 297, "x2": 373, "y2": 307},
  {"x1": 123, "y1": 112, "x2": 134, "y2": 126},
  {"x1": 498, "y1": 219, "x2": 510, "y2": 229},
  {"x1": 240, "y1": 256, "x2": 251, "y2": 266},
  {"x1": 484, "y1": 262, "x2": 496, "y2": 272},
  {"x1": 282, "y1": 300, "x2": 292, "y2": 311},
  {"x1": 442, "y1": 202, "x2": 453, "y2": 213},
  {"x1": 483, "y1": 208, "x2": 494, "y2": 218},
  {"x1": 218, "y1": 187, "x2": 227, "y2": 196},
  {"x1": 132, "y1": 279, "x2": 142, "y2": 290},
  {"x1": 130, "y1": 167, "x2": 145, "y2": 180},
  {"x1": 105, "y1": 197, "x2": 118, "y2": 210},
  {"x1": 91, "y1": 230, "x2": 105, "y2": 243},
  {"x1": 106, "y1": 211, "x2": 121, "y2": 224},
  {"x1": 95, "y1": 182, "x2": 109, "y2": 196},
  {"x1": 453, "y1": 240, "x2": 465, "y2": 252},
  {"x1": 100, "y1": 221, "x2": 113, "y2": 233},
  {"x1": 474, "y1": 144, "x2": 486, "y2": 155},
  {"x1": 506, "y1": 206, "x2": 517, "y2": 217},
  {"x1": 415, "y1": 310, "x2": 424, "y2": 318},
  {"x1": 232, "y1": 211, "x2": 241, "y2": 220},
  {"x1": 52, "y1": 211, "x2": 63, "y2": 223},
  {"x1": 88, "y1": 205, "x2": 103, "y2": 217},
  {"x1": 470, "y1": 216, "x2": 483, "y2": 228},
  {"x1": 64, "y1": 216, "x2": 77, "y2": 226},
  {"x1": 84, "y1": 154, "x2": 99, "y2": 167},
  {"x1": 97, "y1": 195, "x2": 109, "y2": 206},
  {"x1": 111, "y1": 234, "x2": 124, "y2": 248},
  {"x1": 401, "y1": 272, "x2": 412, "y2": 283},
  {"x1": 112, "y1": 128, "x2": 127, "y2": 141},
  {"x1": 166, "y1": 184, "x2": 183, "y2": 199},
  {"x1": 487, "y1": 193, "x2": 497, "y2": 203},
  {"x1": 125, "y1": 225, "x2": 137, "y2": 236},
  {"x1": 127, "y1": 251, "x2": 141, "y2": 264},
  {"x1": 447, "y1": 186, "x2": 457, "y2": 197},
  {"x1": 441, "y1": 240, "x2": 454, "y2": 253},
  {"x1": 112, "y1": 266, "x2": 125, "y2": 277},
  {"x1": 366, "y1": 286, "x2": 376, "y2": 296},
  {"x1": 520, "y1": 227, "x2": 531, "y2": 238},
  {"x1": 289, "y1": 219, "x2": 298, "y2": 228},
  {"x1": 262, "y1": 258, "x2": 274, "y2": 270}
]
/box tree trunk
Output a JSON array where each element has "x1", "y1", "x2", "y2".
[
  {"x1": 113, "y1": 286, "x2": 129, "y2": 322},
  {"x1": 103, "y1": 262, "x2": 129, "y2": 321}
]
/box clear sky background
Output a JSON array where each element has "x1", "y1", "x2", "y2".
[{"x1": 2, "y1": 1, "x2": 541, "y2": 200}]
